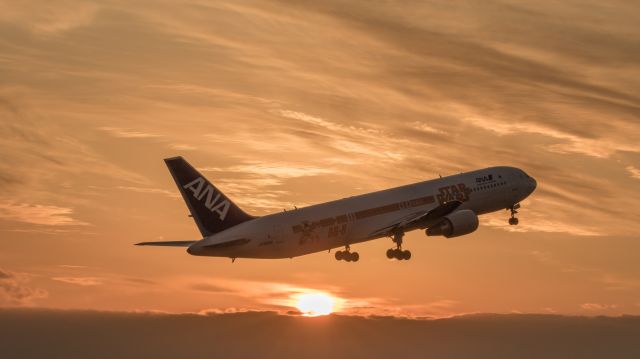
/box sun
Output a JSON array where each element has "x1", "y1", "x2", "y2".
[{"x1": 295, "y1": 292, "x2": 335, "y2": 317}]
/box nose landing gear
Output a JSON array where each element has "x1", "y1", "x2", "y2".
[
  {"x1": 335, "y1": 244, "x2": 359, "y2": 262},
  {"x1": 508, "y1": 203, "x2": 520, "y2": 225},
  {"x1": 386, "y1": 230, "x2": 411, "y2": 260}
]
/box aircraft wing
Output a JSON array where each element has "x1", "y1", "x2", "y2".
[
  {"x1": 367, "y1": 200, "x2": 462, "y2": 238},
  {"x1": 135, "y1": 241, "x2": 197, "y2": 247}
]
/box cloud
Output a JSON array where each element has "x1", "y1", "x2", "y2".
[
  {"x1": 182, "y1": 277, "x2": 405, "y2": 315},
  {"x1": 0, "y1": 1, "x2": 100, "y2": 34},
  {"x1": 52, "y1": 277, "x2": 102, "y2": 286},
  {"x1": 482, "y1": 211, "x2": 600, "y2": 236},
  {"x1": 199, "y1": 162, "x2": 334, "y2": 179},
  {"x1": 460, "y1": 116, "x2": 639, "y2": 159},
  {"x1": 169, "y1": 143, "x2": 197, "y2": 151},
  {"x1": 186, "y1": 278, "x2": 332, "y2": 310},
  {"x1": 595, "y1": 274, "x2": 640, "y2": 291},
  {"x1": 189, "y1": 283, "x2": 233, "y2": 293},
  {"x1": 626, "y1": 166, "x2": 640, "y2": 180},
  {"x1": 0, "y1": 269, "x2": 47, "y2": 305},
  {"x1": 411, "y1": 121, "x2": 445, "y2": 135},
  {"x1": 98, "y1": 127, "x2": 163, "y2": 139},
  {"x1": 279, "y1": 110, "x2": 382, "y2": 137},
  {"x1": 116, "y1": 186, "x2": 180, "y2": 198},
  {"x1": 581, "y1": 303, "x2": 617, "y2": 311},
  {"x1": 343, "y1": 298, "x2": 461, "y2": 318},
  {"x1": 278, "y1": 110, "x2": 407, "y2": 161},
  {"x1": 0, "y1": 96, "x2": 151, "y2": 203},
  {"x1": 0, "y1": 201, "x2": 88, "y2": 226},
  {"x1": 123, "y1": 277, "x2": 158, "y2": 286},
  {"x1": 183, "y1": 277, "x2": 460, "y2": 318},
  {"x1": 191, "y1": 160, "x2": 341, "y2": 212},
  {"x1": 57, "y1": 265, "x2": 89, "y2": 269}
]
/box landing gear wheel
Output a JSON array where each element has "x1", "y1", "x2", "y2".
[
  {"x1": 508, "y1": 217, "x2": 519, "y2": 226},
  {"x1": 336, "y1": 245, "x2": 359, "y2": 262},
  {"x1": 387, "y1": 230, "x2": 411, "y2": 260},
  {"x1": 386, "y1": 248, "x2": 395, "y2": 259},
  {"x1": 386, "y1": 248, "x2": 411, "y2": 260}
]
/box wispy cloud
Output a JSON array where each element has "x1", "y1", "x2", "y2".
[
  {"x1": 482, "y1": 211, "x2": 600, "y2": 236},
  {"x1": 279, "y1": 110, "x2": 382, "y2": 136},
  {"x1": 116, "y1": 186, "x2": 180, "y2": 198},
  {"x1": 460, "y1": 116, "x2": 639, "y2": 159},
  {"x1": 186, "y1": 278, "x2": 334, "y2": 309},
  {"x1": 57, "y1": 265, "x2": 89, "y2": 269},
  {"x1": 411, "y1": 121, "x2": 445, "y2": 135},
  {"x1": 581, "y1": 303, "x2": 617, "y2": 311},
  {"x1": 52, "y1": 277, "x2": 102, "y2": 286},
  {"x1": 0, "y1": 268, "x2": 48, "y2": 305},
  {"x1": 278, "y1": 110, "x2": 407, "y2": 161},
  {"x1": 596, "y1": 274, "x2": 640, "y2": 291},
  {"x1": 199, "y1": 162, "x2": 334, "y2": 179},
  {"x1": 0, "y1": 201, "x2": 88, "y2": 226},
  {"x1": 0, "y1": 1, "x2": 100, "y2": 34},
  {"x1": 527, "y1": 249, "x2": 640, "y2": 296},
  {"x1": 169, "y1": 143, "x2": 197, "y2": 151},
  {"x1": 193, "y1": 161, "x2": 338, "y2": 211},
  {"x1": 98, "y1": 127, "x2": 162, "y2": 139},
  {"x1": 626, "y1": 166, "x2": 640, "y2": 180}
]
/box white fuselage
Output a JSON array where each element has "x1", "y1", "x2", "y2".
[{"x1": 187, "y1": 166, "x2": 536, "y2": 258}]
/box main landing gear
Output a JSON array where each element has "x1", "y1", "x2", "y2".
[
  {"x1": 508, "y1": 203, "x2": 520, "y2": 225},
  {"x1": 335, "y1": 244, "x2": 359, "y2": 262},
  {"x1": 386, "y1": 230, "x2": 411, "y2": 260}
]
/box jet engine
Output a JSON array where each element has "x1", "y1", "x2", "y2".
[{"x1": 426, "y1": 209, "x2": 479, "y2": 238}]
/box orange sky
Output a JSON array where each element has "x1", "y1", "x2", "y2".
[{"x1": 1, "y1": 0, "x2": 639, "y2": 317}]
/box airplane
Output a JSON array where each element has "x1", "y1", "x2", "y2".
[{"x1": 137, "y1": 157, "x2": 537, "y2": 262}]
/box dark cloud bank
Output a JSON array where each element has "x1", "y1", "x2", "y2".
[{"x1": 1, "y1": 309, "x2": 639, "y2": 359}]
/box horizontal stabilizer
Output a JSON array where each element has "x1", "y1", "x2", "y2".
[{"x1": 135, "y1": 241, "x2": 197, "y2": 247}]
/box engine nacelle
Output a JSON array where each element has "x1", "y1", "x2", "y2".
[{"x1": 426, "y1": 209, "x2": 479, "y2": 238}]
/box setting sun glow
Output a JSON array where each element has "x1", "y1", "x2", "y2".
[{"x1": 295, "y1": 293, "x2": 335, "y2": 317}]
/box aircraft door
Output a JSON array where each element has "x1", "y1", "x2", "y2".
[{"x1": 508, "y1": 172, "x2": 522, "y2": 204}]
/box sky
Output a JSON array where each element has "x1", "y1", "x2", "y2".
[{"x1": 1, "y1": 0, "x2": 639, "y2": 318}]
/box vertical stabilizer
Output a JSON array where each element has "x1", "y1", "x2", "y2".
[{"x1": 164, "y1": 156, "x2": 254, "y2": 236}]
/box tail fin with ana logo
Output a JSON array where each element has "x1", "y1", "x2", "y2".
[{"x1": 164, "y1": 156, "x2": 255, "y2": 237}]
